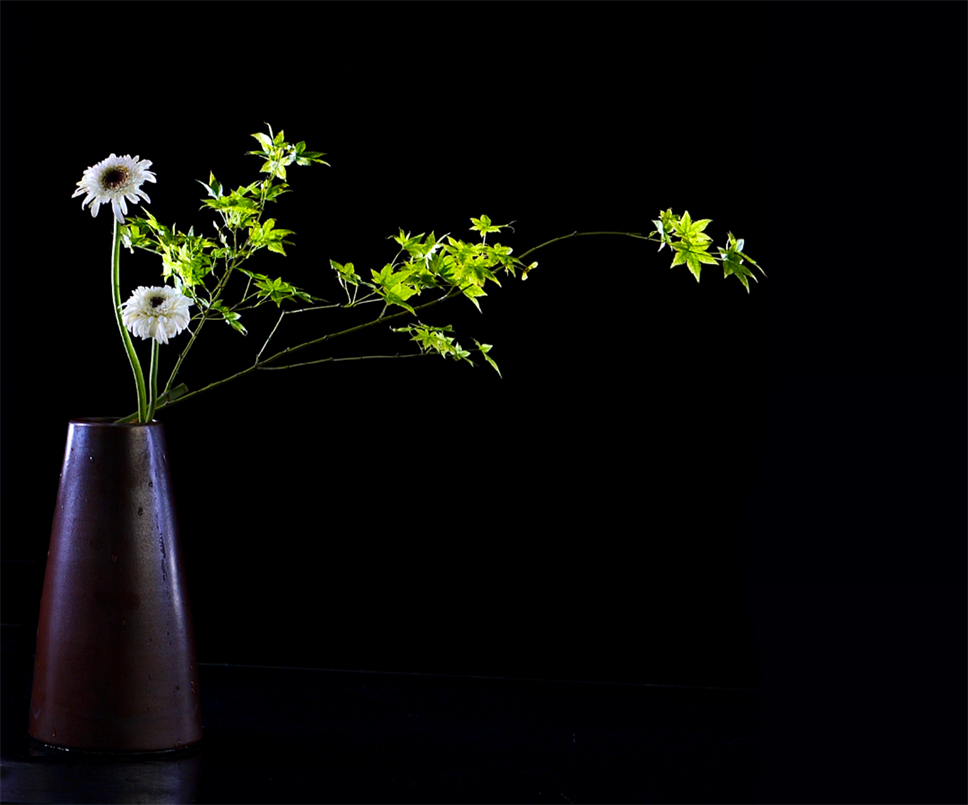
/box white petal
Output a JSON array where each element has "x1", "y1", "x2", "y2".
[{"x1": 75, "y1": 153, "x2": 156, "y2": 220}]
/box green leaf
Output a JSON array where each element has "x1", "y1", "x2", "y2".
[
  {"x1": 461, "y1": 283, "x2": 488, "y2": 312},
  {"x1": 264, "y1": 182, "x2": 291, "y2": 202},
  {"x1": 202, "y1": 190, "x2": 258, "y2": 214},
  {"x1": 330, "y1": 259, "x2": 361, "y2": 286},
  {"x1": 444, "y1": 236, "x2": 484, "y2": 264},
  {"x1": 394, "y1": 323, "x2": 472, "y2": 364},
  {"x1": 485, "y1": 242, "x2": 516, "y2": 275},
  {"x1": 670, "y1": 240, "x2": 719, "y2": 281},
  {"x1": 370, "y1": 264, "x2": 418, "y2": 313},
  {"x1": 248, "y1": 218, "x2": 295, "y2": 255},
  {"x1": 674, "y1": 211, "x2": 713, "y2": 241},
  {"x1": 651, "y1": 218, "x2": 675, "y2": 252},
  {"x1": 254, "y1": 275, "x2": 313, "y2": 307},
  {"x1": 470, "y1": 214, "x2": 510, "y2": 240},
  {"x1": 251, "y1": 132, "x2": 273, "y2": 151},
  {"x1": 209, "y1": 300, "x2": 247, "y2": 335},
  {"x1": 664, "y1": 209, "x2": 718, "y2": 281},
  {"x1": 717, "y1": 232, "x2": 766, "y2": 292},
  {"x1": 158, "y1": 383, "x2": 189, "y2": 404},
  {"x1": 474, "y1": 339, "x2": 502, "y2": 378},
  {"x1": 197, "y1": 172, "x2": 223, "y2": 200},
  {"x1": 395, "y1": 231, "x2": 444, "y2": 265}
]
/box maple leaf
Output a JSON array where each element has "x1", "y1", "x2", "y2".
[
  {"x1": 717, "y1": 232, "x2": 766, "y2": 293},
  {"x1": 669, "y1": 211, "x2": 718, "y2": 281}
]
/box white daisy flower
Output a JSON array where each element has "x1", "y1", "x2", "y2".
[
  {"x1": 121, "y1": 286, "x2": 192, "y2": 345},
  {"x1": 72, "y1": 154, "x2": 156, "y2": 223}
]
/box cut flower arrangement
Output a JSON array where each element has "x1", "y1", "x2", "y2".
[
  {"x1": 28, "y1": 123, "x2": 768, "y2": 754},
  {"x1": 75, "y1": 124, "x2": 765, "y2": 424}
]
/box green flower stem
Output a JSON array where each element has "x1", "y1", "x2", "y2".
[
  {"x1": 111, "y1": 218, "x2": 149, "y2": 423},
  {"x1": 146, "y1": 339, "x2": 160, "y2": 422}
]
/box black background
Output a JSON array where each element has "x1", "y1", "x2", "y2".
[
  {"x1": 3, "y1": 1, "x2": 773, "y2": 683},
  {"x1": 2, "y1": 2, "x2": 965, "y2": 802}
]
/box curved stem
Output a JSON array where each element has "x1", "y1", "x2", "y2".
[
  {"x1": 517, "y1": 230, "x2": 657, "y2": 262},
  {"x1": 111, "y1": 219, "x2": 148, "y2": 423}
]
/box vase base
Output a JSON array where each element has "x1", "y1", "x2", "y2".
[{"x1": 27, "y1": 734, "x2": 202, "y2": 758}]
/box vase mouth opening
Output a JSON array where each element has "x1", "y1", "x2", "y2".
[{"x1": 69, "y1": 417, "x2": 161, "y2": 427}]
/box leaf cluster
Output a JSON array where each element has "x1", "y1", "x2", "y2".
[
  {"x1": 392, "y1": 323, "x2": 501, "y2": 377},
  {"x1": 117, "y1": 123, "x2": 330, "y2": 412},
  {"x1": 325, "y1": 213, "x2": 533, "y2": 373},
  {"x1": 122, "y1": 125, "x2": 325, "y2": 340},
  {"x1": 114, "y1": 123, "x2": 766, "y2": 422},
  {"x1": 366, "y1": 215, "x2": 527, "y2": 314},
  {"x1": 650, "y1": 209, "x2": 765, "y2": 292}
]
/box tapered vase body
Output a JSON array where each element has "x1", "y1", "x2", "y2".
[{"x1": 29, "y1": 418, "x2": 202, "y2": 752}]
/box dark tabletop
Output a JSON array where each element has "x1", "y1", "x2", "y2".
[{"x1": 1, "y1": 625, "x2": 755, "y2": 804}]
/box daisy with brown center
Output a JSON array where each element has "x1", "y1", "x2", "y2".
[
  {"x1": 72, "y1": 154, "x2": 156, "y2": 223},
  {"x1": 122, "y1": 286, "x2": 193, "y2": 345}
]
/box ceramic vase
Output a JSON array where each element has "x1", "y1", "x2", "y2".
[{"x1": 28, "y1": 418, "x2": 202, "y2": 752}]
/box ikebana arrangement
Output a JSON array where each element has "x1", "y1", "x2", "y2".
[
  {"x1": 72, "y1": 123, "x2": 765, "y2": 424},
  {"x1": 28, "y1": 125, "x2": 765, "y2": 755}
]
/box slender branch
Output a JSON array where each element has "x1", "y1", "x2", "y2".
[
  {"x1": 254, "y1": 299, "x2": 350, "y2": 362},
  {"x1": 517, "y1": 231, "x2": 657, "y2": 262},
  {"x1": 257, "y1": 289, "x2": 461, "y2": 370},
  {"x1": 285, "y1": 302, "x2": 349, "y2": 313},
  {"x1": 161, "y1": 315, "x2": 201, "y2": 398},
  {"x1": 258, "y1": 352, "x2": 427, "y2": 371},
  {"x1": 257, "y1": 310, "x2": 286, "y2": 361}
]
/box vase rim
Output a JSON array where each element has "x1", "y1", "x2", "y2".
[{"x1": 69, "y1": 417, "x2": 162, "y2": 427}]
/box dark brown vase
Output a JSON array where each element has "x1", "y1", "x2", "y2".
[{"x1": 28, "y1": 418, "x2": 202, "y2": 752}]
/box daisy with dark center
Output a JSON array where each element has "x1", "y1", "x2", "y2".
[
  {"x1": 121, "y1": 285, "x2": 192, "y2": 421},
  {"x1": 122, "y1": 286, "x2": 193, "y2": 345},
  {"x1": 72, "y1": 154, "x2": 156, "y2": 224}
]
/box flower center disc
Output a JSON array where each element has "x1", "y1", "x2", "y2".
[
  {"x1": 101, "y1": 167, "x2": 129, "y2": 190},
  {"x1": 150, "y1": 296, "x2": 165, "y2": 309}
]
